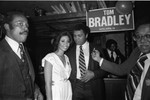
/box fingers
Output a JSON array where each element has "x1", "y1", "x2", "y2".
[
  {"x1": 93, "y1": 48, "x2": 96, "y2": 53},
  {"x1": 92, "y1": 49, "x2": 99, "y2": 55},
  {"x1": 92, "y1": 49, "x2": 100, "y2": 61},
  {"x1": 80, "y1": 70, "x2": 93, "y2": 82},
  {"x1": 80, "y1": 76, "x2": 89, "y2": 82}
]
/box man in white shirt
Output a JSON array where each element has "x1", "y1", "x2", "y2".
[
  {"x1": 0, "y1": 11, "x2": 43, "y2": 100},
  {"x1": 67, "y1": 23, "x2": 107, "y2": 100},
  {"x1": 92, "y1": 23, "x2": 150, "y2": 100}
]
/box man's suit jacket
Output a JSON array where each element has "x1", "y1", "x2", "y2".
[
  {"x1": 103, "y1": 48, "x2": 126, "y2": 64},
  {"x1": 66, "y1": 43, "x2": 107, "y2": 100},
  {"x1": 0, "y1": 39, "x2": 35, "y2": 100},
  {"x1": 101, "y1": 47, "x2": 141, "y2": 76},
  {"x1": 101, "y1": 47, "x2": 150, "y2": 100}
]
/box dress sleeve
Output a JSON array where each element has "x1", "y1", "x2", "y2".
[{"x1": 41, "y1": 54, "x2": 55, "y2": 67}]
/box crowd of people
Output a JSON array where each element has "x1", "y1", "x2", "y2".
[{"x1": 1, "y1": 10, "x2": 150, "y2": 100}]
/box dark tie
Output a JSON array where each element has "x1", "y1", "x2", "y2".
[
  {"x1": 19, "y1": 44, "x2": 25, "y2": 62},
  {"x1": 111, "y1": 51, "x2": 114, "y2": 62},
  {"x1": 125, "y1": 55, "x2": 148, "y2": 100},
  {"x1": 19, "y1": 43, "x2": 34, "y2": 98},
  {"x1": 79, "y1": 45, "x2": 86, "y2": 77}
]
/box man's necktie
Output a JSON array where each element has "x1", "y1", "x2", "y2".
[
  {"x1": 19, "y1": 44, "x2": 25, "y2": 62},
  {"x1": 111, "y1": 51, "x2": 114, "y2": 62},
  {"x1": 79, "y1": 45, "x2": 86, "y2": 77},
  {"x1": 125, "y1": 55, "x2": 148, "y2": 100},
  {"x1": 19, "y1": 43, "x2": 33, "y2": 97}
]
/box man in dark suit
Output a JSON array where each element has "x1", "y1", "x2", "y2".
[
  {"x1": 0, "y1": 11, "x2": 43, "y2": 100},
  {"x1": 66, "y1": 23, "x2": 107, "y2": 100},
  {"x1": 103, "y1": 39, "x2": 126, "y2": 64},
  {"x1": 92, "y1": 23, "x2": 150, "y2": 100},
  {"x1": 103, "y1": 39, "x2": 126, "y2": 78}
]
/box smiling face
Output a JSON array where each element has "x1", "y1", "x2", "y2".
[
  {"x1": 58, "y1": 35, "x2": 70, "y2": 52},
  {"x1": 5, "y1": 15, "x2": 29, "y2": 43},
  {"x1": 135, "y1": 24, "x2": 150, "y2": 54}
]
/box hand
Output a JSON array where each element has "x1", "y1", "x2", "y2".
[
  {"x1": 91, "y1": 49, "x2": 101, "y2": 62},
  {"x1": 34, "y1": 88, "x2": 43, "y2": 100},
  {"x1": 80, "y1": 70, "x2": 94, "y2": 82}
]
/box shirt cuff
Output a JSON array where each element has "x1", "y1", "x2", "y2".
[{"x1": 99, "y1": 58, "x2": 104, "y2": 66}]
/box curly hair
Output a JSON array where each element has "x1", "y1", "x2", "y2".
[
  {"x1": 73, "y1": 23, "x2": 90, "y2": 35},
  {"x1": 106, "y1": 39, "x2": 117, "y2": 49}
]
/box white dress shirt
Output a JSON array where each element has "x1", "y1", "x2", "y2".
[
  {"x1": 133, "y1": 53, "x2": 150, "y2": 100},
  {"x1": 5, "y1": 36, "x2": 22, "y2": 59},
  {"x1": 76, "y1": 41, "x2": 89, "y2": 79},
  {"x1": 107, "y1": 49, "x2": 117, "y2": 61}
]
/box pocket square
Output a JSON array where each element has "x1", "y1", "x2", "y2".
[{"x1": 145, "y1": 79, "x2": 150, "y2": 86}]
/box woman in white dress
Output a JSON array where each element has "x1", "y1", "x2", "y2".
[{"x1": 42, "y1": 31, "x2": 73, "y2": 100}]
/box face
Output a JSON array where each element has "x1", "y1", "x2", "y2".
[
  {"x1": 110, "y1": 44, "x2": 116, "y2": 51},
  {"x1": 6, "y1": 15, "x2": 29, "y2": 43},
  {"x1": 58, "y1": 35, "x2": 70, "y2": 52},
  {"x1": 135, "y1": 24, "x2": 150, "y2": 54},
  {"x1": 73, "y1": 30, "x2": 87, "y2": 45}
]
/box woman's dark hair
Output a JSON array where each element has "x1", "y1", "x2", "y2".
[
  {"x1": 73, "y1": 23, "x2": 90, "y2": 35},
  {"x1": 106, "y1": 39, "x2": 117, "y2": 49},
  {"x1": 53, "y1": 31, "x2": 72, "y2": 51}
]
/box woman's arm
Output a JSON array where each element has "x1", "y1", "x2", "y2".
[{"x1": 44, "y1": 60, "x2": 53, "y2": 100}]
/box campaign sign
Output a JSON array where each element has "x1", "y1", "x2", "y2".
[{"x1": 86, "y1": 7, "x2": 134, "y2": 33}]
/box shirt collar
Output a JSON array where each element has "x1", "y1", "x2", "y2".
[
  {"x1": 5, "y1": 35, "x2": 20, "y2": 53},
  {"x1": 146, "y1": 53, "x2": 150, "y2": 59},
  {"x1": 139, "y1": 53, "x2": 150, "y2": 60},
  {"x1": 77, "y1": 41, "x2": 89, "y2": 49},
  {"x1": 107, "y1": 49, "x2": 114, "y2": 54},
  {"x1": 107, "y1": 49, "x2": 111, "y2": 53}
]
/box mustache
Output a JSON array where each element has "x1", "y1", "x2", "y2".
[{"x1": 19, "y1": 30, "x2": 29, "y2": 35}]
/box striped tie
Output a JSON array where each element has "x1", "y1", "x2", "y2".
[
  {"x1": 79, "y1": 45, "x2": 86, "y2": 77},
  {"x1": 125, "y1": 55, "x2": 148, "y2": 100},
  {"x1": 19, "y1": 44, "x2": 25, "y2": 62}
]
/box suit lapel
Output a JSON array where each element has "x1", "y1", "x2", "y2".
[
  {"x1": 88, "y1": 43, "x2": 94, "y2": 70},
  {"x1": 67, "y1": 45, "x2": 77, "y2": 79},
  {"x1": 24, "y1": 47, "x2": 35, "y2": 82},
  {"x1": 72, "y1": 46, "x2": 77, "y2": 72},
  {"x1": 2, "y1": 39, "x2": 24, "y2": 83},
  {"x1": 104, "y1": 49, "x2": 112, "y2": 61}
]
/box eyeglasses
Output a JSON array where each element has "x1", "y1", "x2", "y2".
[
  {"x1": 133, "y1": 34, "x2": 150, "y2": 41},
  {"x1": 14, "y1": 21, "x2": 29, "y2": 28}
]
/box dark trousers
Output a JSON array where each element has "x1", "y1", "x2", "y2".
[{"x1": 73, "y1": 79, "x2": 94, "y2": 100}]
